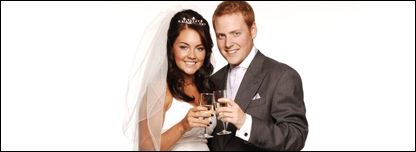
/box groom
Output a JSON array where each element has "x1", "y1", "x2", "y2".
[{"x1": 209, "y1": 1, "x2": 308, "y2": 151}]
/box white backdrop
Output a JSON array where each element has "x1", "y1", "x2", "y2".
[{"x1": 1, "y1": 1, "x2": 414, "y2": 151}]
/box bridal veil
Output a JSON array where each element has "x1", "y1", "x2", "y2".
[{"x1": 122, "y1": 4, "x2": 208, "y2": 151}]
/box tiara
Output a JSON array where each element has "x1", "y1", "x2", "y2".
[{"x1": 178, "y1": 17, "x2": 206, "y2": 26}]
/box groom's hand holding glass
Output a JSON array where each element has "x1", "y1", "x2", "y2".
[{"x1": 215, "y1": 97, "x2": 247, "y2": 130}]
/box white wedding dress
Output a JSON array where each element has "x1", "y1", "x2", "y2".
[
  {"x1": 162, "y1": 98, "x2": 217, "y2": 151},
  {"x1": 122, "y1": 4, "x2": 218, "y2": 150}
]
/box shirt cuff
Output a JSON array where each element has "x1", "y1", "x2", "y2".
[{"x1": 235, "y1": 113, "x2": 252, "y2": 141}]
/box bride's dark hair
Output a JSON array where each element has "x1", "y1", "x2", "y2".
[{"x1": 166, "y1": 9, "x2": 214, "y2": 102}]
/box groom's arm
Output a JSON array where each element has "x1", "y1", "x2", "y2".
[{"x1": 248, "y1": 67, "x2": 308, "y2": 151}]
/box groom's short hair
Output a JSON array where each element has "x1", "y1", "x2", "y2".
[{"x1": 212, "y1": 1, "x2": 255, "y2": 30}]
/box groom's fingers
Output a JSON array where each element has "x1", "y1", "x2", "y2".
[
  {"x1": 216, "y1": 108, "x2": 232, "y2": 120},
  {"x1": 216, "y1": 98, "x2": 240, "y2": 113},
  {"x1": 216, "y1": 112, "x2": 226, "y2": 120},
  {"x1": 217, "y1": 98, "x2": 240, "y2": 108},
  {"x1": 216, "y1": 98, "x2": 242, "y2": 125}
]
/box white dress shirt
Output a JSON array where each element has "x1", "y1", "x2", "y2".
[{"x1": 227, "y1": 46, "x2": 258, "y2": 141}]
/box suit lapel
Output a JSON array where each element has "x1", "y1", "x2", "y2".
[
  {"x1": 217, "y1": 65, "x2": 229, "y2": 90},
  {"x1": 224, "y1": 51, "x2": 267, "y2": 146}
]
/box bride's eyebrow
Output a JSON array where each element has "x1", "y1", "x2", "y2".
[
  {"x1": 178, "y1": 42, "x2": 190, "y2": 46},
  {"x1": 178, "y1": 42, "x2": 204, "y2": 47}
]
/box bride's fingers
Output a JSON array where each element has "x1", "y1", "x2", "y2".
[
  {"x1": 189, "y1": 117, "x2": 211, "y2": 127},
  {"x1": 194, "y1": 106, "x2": 208, "y2": 111},
  {"x1": 191, "y1": 106, "x2": 211, "y2": 118}
]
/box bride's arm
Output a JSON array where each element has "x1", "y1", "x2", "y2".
[
  {"x1": 138, "y1": 83, "x2": 183, "y2": 151},
  {"x1": 138, "y1": 83, "x2": 171, "y2": 151},
  {"x1": 159, "y1": 85, "x2": 183, "y2": 151}
]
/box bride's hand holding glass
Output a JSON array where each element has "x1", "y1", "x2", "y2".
[
  {"x1": 180, "y1": 106, "x2": 212, "y2": 132},
  {"x1": 198, "y1": 93, "x2": 214, "y2": 138}
]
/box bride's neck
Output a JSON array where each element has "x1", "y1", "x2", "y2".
[{"x1": 183, "y1": 74, "x2": 195, "y2": 86}]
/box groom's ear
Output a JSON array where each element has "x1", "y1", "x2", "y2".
[{"x1": 250, "y1": 22, "x2": 257, "y2": 40}]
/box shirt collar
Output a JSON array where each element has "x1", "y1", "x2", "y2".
[{"x1": 231, "y1": 46, "x2": 258, "y2": 69}]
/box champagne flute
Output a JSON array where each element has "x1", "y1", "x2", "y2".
[
  {"x1": 213, "y1": 90, "x2": 232, "y2": 135},
  {"x1": 199, "y1": 93, "x2": 214, "y2": 138}
]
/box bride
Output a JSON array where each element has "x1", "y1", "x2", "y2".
[{"x1": 123, "y1": 5, "x2": 216, "y2": 151}]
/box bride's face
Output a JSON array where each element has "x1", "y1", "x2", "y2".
[{"x1": 173, "y1": 28, "x2": 206, "y2": 76}]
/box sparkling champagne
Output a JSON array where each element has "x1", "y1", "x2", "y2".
[
  {"x1": 213, "y1": 90, "x2": 232, "y2": 135},
  {"x1": 202, "y1": 105, "x2": 213, "y2": 121},
  {"x1": 199, "y1": 93, "x2": 214, "y2": 138},
  {"x1": 216, "y1": 102, "x2": 228, "y2": 108}
]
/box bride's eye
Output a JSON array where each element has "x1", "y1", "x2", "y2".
[
  {"x1": 180, "y1": 46, "x2": 189, "y2": 50},
  {"x1": 196, "y1": 47, "x2": 205, "y2": 51}
]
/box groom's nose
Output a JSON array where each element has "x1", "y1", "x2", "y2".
[{"x1": 225, "y1": 37, "x2": 234, "y2": 49}]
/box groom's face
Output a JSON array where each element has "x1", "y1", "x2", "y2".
[{"x1": 214, "y1": 13, "x2": 256, "y2": 66}]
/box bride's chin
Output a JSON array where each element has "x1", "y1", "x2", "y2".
[{"x1": 180, "y1": 69, "x2": 196, "y2": 76}]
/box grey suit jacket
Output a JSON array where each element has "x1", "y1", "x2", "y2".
[{"x1": 209, "y1": 51, "x2": 308, "y2": 151}]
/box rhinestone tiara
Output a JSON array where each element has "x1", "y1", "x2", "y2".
[{"x1": 178, "y1": 17, "x2": 206, "y2": 26}]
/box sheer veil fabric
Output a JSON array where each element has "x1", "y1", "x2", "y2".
[{"x1": 122, "y1": 4, "x2": 209, "y2": 151}]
